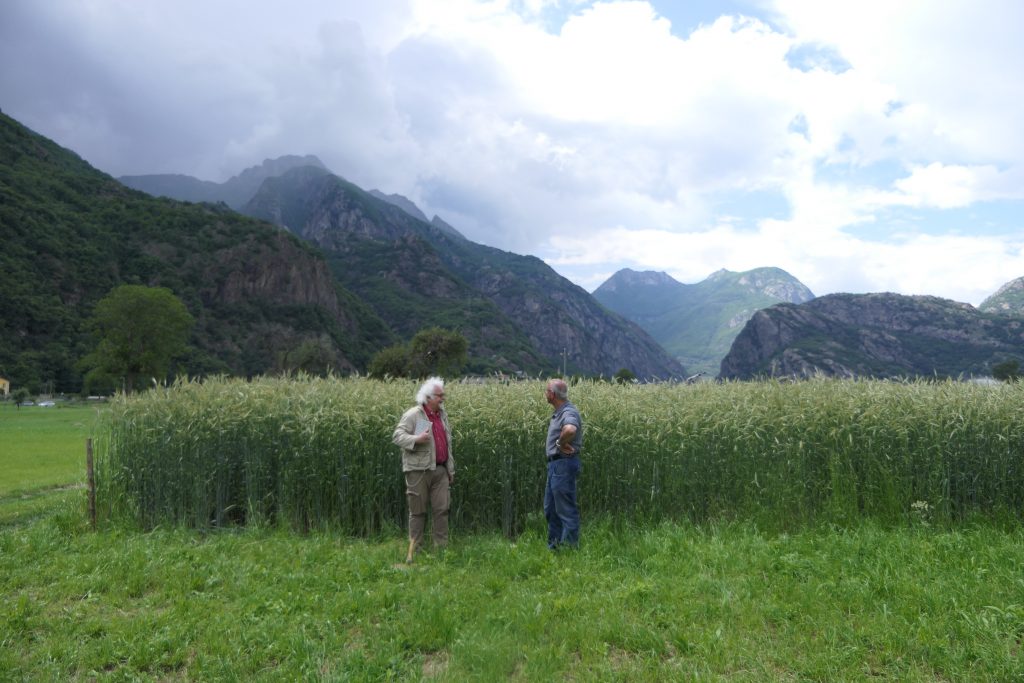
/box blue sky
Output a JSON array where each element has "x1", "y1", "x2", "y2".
[{"x1": 2, "y1": 0, "x2": 1023, "y2": 305}]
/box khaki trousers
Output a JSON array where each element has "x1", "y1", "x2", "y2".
[{"x1": 405, "y1": 467, "x2": 450, "y2": 552}]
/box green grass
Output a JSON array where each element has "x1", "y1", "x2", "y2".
[
  {"x1": 0, "y1": 402, "x2": 104, "y2": 495},
  {"x1": 4, "y1": 402, "x2": 1024, "y2": 680},
  {"x1": 2, "y1": 495, "x2": 1023, "y2": 680}
]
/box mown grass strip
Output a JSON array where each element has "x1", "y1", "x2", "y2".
[{"x1": 2, "y1": 494, "x2": 1022, "y2": 680}]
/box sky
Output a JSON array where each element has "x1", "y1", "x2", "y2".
[{"x1": 2, "y1": 0, "x2": 1024, "y2": 306}]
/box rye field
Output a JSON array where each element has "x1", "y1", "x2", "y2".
[
  {"x1": 95, "y1": 376, "x2": 1024, "y2": 533},
  {"x1": 2, "y1": 379, "x2": 1024, "y2": 680}
]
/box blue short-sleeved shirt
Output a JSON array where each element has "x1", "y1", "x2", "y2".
[{"x1": 546, "y1": 401, "x2": 583, "y2": 457}]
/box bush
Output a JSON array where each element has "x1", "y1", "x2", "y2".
[
  {"x1": 368, "y1": 344, "x2": 409, "y2": 378},
  {"x1": 992, "y1": 359, "x2": 1020, "y2": 382}
]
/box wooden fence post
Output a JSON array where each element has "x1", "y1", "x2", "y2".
[{"x1": 86, "y1": 438, "x2": 96, "y2": 529}]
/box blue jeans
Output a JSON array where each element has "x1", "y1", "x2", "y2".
[{"x1": 544, "y1": 457, "x2": 580, "y2": 549}]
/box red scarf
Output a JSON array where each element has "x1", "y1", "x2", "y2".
[{"x1": 424, "y1": 405, "x2": 449, "y2": 465}]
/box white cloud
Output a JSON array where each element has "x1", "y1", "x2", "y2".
[
  {"x1": 770, "y1": 0, "x2": 1024, "y2": 161},
  {"x1": 2, "y1": 0, "x2": 1023, "y2": 305},
  {"x1": 892, "y1": 163, "x2": 1018, "y2": 209},
  {"x1": 545, "y1": 220, "x2": 1024, "y2": 306}
]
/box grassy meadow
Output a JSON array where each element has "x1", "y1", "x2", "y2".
[
  {"x1": 0, "y1": 402, "x2": 102, "y2": 494},
  {"x1": 3, "y1": 381, "x2": 1024, "y2": 680}
]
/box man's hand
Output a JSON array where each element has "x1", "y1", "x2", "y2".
[{"x1": 415, "y1": 430, "x2": 431, "y2": 444}]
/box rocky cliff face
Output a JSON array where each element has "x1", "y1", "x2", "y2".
[
  {"x1": 244, "y1": 170, "x2": 685, "y2": 379},
  {"x1": 720, "y1": 292, "x2": 1024, "y2": 380},
  {"x1": 205, "y1": 233, "x2": 340, "y2": 311},
  {"x1": 980, "y1": 276, "x2": 1024, "y2": 316},
  {"x1": 708, "y1": 267, "x2": 815, "y2": 304},
  {"x1": 191, "y1": 231, "x2": 379, "y2": 375},
  {"x1": 446, "y1": 249, "x2": 684, "y2": 378}
]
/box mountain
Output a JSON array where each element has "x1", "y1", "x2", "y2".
[
  {"x1": 243, "y1": 167, "x2": 685, "y2": 378},
  {"x1": 979, "y1": 276, "x2": 1024, "y2": 316},
  {"x1": 119, "y1": 154, "x2": 326, "y2": 209},
  {"x1": 0, "y1": 112, "x2": 392, "y2": 393},
  {"x1": 368, "y1": 190, "x2": 467, "y2": 241},
  {"x1": 719, "y1": 292, "x2": 1024, "y2": 380},
  {"x1": 429, "y1": 216, "x2": 466, "y2": 241},
  {"x1": 594, "y1": 267, "x2": 814, "y2": 376},
  {"x1": 368, "y1": 190, "x2": 429, "y2": 223}
]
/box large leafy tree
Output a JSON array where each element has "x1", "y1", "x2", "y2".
[
  {"x1": 367, "y1": 327, "x2": 468, "y2": 378},
  {"x1": 408, "y1": 327, "x2": 468, "y2": 378},
  {"x1": 80, "y1": 285, "x2": 194, "y2": 393}
]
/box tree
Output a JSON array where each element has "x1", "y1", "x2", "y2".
[
  {"x1": 368, "y1": 344, "x2": 410, "y2": 378},
  {"x1": 613, "y1": 367, "x2": 637, "y2": 384},
  {"x1": 11, "y1": 387, "x2": 31, "y2": 409},
  {"x1": 992, "y1": 359, "x2": 1020, "y2": 382},
  {"x1": 367, "y1": 328, "x2": 469, "y2": 379},
  {"x1": 79, "y1": 285, "x2": 194, "y2": 394},
  {"x1": 280, "y1": 335, "x2": 337, "y2": 377},
  {"x1": 408, "y1": 327, "x2": 468, "y2": 378}
]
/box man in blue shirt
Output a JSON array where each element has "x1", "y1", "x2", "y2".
[{"x1": 544, "y1": 378, "x2": 583, "y2": 550}]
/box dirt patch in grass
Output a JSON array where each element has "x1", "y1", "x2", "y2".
[{"x1": 422, "y1": 651, "x2": 449, "y2": 678}]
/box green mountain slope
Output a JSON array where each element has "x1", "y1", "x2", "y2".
[
  {"x1": 0, "y1": 112, "x2": 392, "y2": 393},
  {"x1": 593, "y1": 267, "x2": 814, "y2": 377}
]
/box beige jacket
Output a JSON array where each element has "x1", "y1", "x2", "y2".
[{"x1": 392, "y1": 404, "x2": 455, "y2": 475}]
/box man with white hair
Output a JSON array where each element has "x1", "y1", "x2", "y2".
[{"x1": 392, "y1": 377, "x2": 454, "y2": 563}]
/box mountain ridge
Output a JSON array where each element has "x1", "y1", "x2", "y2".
[
  {"x1": 979, "y1": 276, "x2": 1024, "y2": 316},
  {"x1": 242, "y1": 167, "x2": 684, "y2": 378},
  {"x1": 109, "y1": 150, "x2": 1024, "y2": 383},
  {"x1": 719, "y1": 292, "x2": 1024, "y2": 380},
  {"x1": 119, "y1": 154, "x2": 326, "y2": 209},
  {"x1": 594, "y1": 266, "x2": 814, "y2": 376}
]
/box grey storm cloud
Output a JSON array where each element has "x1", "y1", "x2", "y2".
[{"x1": 2, "y1": 0, "x2": 1023, "y2": 304}]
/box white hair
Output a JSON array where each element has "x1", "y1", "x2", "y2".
[
  {"x1": 416, "y1": 377, "x2": 445, "y2": 405},
  {"x1": 547, "y1": 379, "x2": 568, "y2": 400}
]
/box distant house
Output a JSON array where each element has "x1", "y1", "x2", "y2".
[{"x1": 0, "y1": 377, "x2": 8, "y2": 397}]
